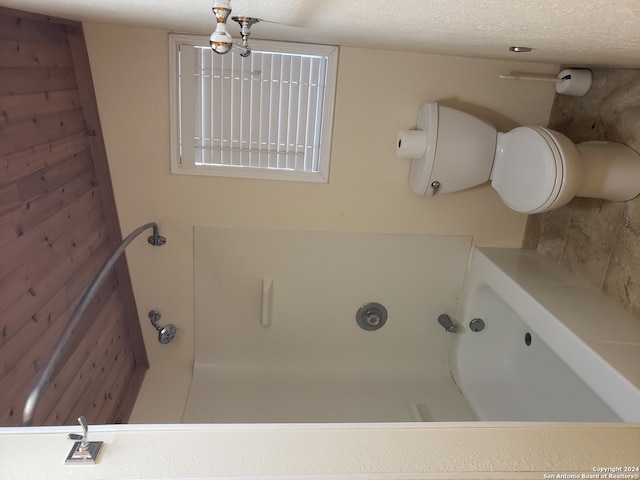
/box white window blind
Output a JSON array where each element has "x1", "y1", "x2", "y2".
[{"x1": 170, "y1": 36, "x2": 338, "y2": 182}]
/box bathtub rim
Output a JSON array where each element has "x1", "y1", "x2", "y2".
[{"x1": 453, "y1": 247, "x2": 640, "y2": 422}]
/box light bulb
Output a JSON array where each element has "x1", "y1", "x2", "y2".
[{"x1": 210, "y1": 23, "x2": 233, "y2": 54}]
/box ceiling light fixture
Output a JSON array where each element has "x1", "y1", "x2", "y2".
[
  {"x1": 210, "y1": 0, "x2": 261, "y2": 57},
  {"x1": 509, "y1": 46, "x2": 533, "y2": 53}
]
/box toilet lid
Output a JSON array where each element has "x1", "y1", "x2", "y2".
[{"x1": 491, "y1": 127, "x2": 562, "y2": 213}]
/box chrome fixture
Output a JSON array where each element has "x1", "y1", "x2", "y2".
[
  {"x1": 469, "y1": 317, "x2": 486, "y2": 332},
  {"x1": 356, "y1": 303, "x2": 388, "y2": 331},
  {"x1": 232, "y1": 16, "x2": 261, "y2": 57},
  {"x1": 509, "y1": 46, "x2": 532, "y2": 53},
  {"x1": 437, "y1": 313, "x2": 457, "y2": 333},
  {"x1": 210, "y1": 0, "x2": 261, "y2": 57},
  {"x1": 149, "y1": 310, "x2": 177, "y2": 344},
  {"x1": 65, "y1": 416, "x2": 103, "y2": 464},
  {"x1": 147, "y1": 224, "x2": 167, "y2": 246}
]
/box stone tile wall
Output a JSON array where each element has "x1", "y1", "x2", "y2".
[{"x1": 523, "y1": 68, "x2": 640, "y2": 319}]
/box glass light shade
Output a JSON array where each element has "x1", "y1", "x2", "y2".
[{"x1": 210, "y1": 23, "x2": 233, "y2": 54}]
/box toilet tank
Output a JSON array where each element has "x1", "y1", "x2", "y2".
[{"x1": 410, "y1": 103, "x2": 497, "y2": 196}]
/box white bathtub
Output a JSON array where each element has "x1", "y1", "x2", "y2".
[{"x1": 452, "y1": 247, "x2": 640, "y2": 422}]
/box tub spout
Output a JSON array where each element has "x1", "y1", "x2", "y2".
[{"x1": 438, "y1": 314, "x2": 458, "y2": 333}]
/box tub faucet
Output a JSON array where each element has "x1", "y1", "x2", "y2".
[{"x1": 438, "y1": 314, "x2": 458, "y2": 333}]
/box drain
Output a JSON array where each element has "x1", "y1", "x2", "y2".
[
  {"x1": 525, "y1": 332, "x2": 532, "y2": 346},
  {"x1": 356, "y1": 303, "x2": 388, "y2": 331},
  {"x1": 469, "y1": 318, "x2": 486, "y2": 332}
]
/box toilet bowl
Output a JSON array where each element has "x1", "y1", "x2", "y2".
[{"x1": 398, "y1": 102, "x2": 640, "y2": 213}]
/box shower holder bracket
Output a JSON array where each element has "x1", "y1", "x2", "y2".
[{"x1": 147, "y1": 225, "x2": 167, "y2": 246}]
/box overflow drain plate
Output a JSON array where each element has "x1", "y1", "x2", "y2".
[
  {"x1": 356, "y1": 303, "x2": 388, "y2": 331},
  {"x1": 469, "y1": 317, "x2": 486, "y2": 332}
]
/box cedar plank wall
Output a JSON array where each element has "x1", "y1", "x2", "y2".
[{"x1": 0, "y1": 8, "x2": 149, "y2": 426}]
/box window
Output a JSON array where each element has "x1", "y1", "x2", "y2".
[{"x1": 170, "y1": 34, "x2": 339, "y2": 183}]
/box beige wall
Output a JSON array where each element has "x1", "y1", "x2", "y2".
[{"x1": 83, "y1": 23, "x2": 558, "y2": 368}]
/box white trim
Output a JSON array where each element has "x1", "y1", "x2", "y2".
[
  {"x1": 169, "y1": 33, "x2": 182, "y2": 174},
  {"x1": 1, "y1": 420, "x2": 631, "y2": 434}
]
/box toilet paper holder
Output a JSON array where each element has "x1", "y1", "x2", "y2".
[{"x1": 499, "y1": 68, "x2": 592, "y2": 97}]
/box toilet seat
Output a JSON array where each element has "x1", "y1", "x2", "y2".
[{"x1": 491, "y1": 127, "x2": 564, "y2": 213}]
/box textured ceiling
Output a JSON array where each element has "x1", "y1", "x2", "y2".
[{"x1": 3, "y1": 0, "x2": 640, "y2": 66}]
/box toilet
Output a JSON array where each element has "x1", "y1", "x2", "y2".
[{"x1": 397, "y1": 102, "x2": 640, "y2": 213}]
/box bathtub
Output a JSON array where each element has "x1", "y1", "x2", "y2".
[{"x1": 452, "y1": 247, "x2": 640, "y2": 422}]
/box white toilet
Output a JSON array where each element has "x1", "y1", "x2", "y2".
[{"x1": 398, "y1": 102, "x2": 640, "y2": 213}]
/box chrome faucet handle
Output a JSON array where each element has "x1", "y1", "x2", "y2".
[
  {"x1": 67, "y1": 416, "x2": 89, "y2": 446},
  {"x1": 79, "y1": 416, "x2": 89, "y2": 447},
  {"x1": 65, "y1": 416, "x2": 103, "y2": 464}
]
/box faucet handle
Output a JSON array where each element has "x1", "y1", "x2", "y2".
[
  {"x1": 67, "y1": 416, "x2": 89, "y2": 446},
  {"x1": 79, "y1": 416, "x2": 88, "y2": 439},
  {"x1": 65, "y1": 416, "x2": 103, "y2": 464}
]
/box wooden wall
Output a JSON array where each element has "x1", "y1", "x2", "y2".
[{"x1": 0, "y1": 8, "x2": 148, "y2": 426}]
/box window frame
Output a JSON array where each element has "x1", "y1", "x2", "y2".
[{"x1": 169, "y1": 33, "x2": 339, "y2": 183}]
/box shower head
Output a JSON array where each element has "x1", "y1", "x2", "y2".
[
  {"x1": 148, "y1": 310, "x2": 177, "y2": 344},
  {"x1": 157, "y1": 324, "x2": 177, "y2": 344}
]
